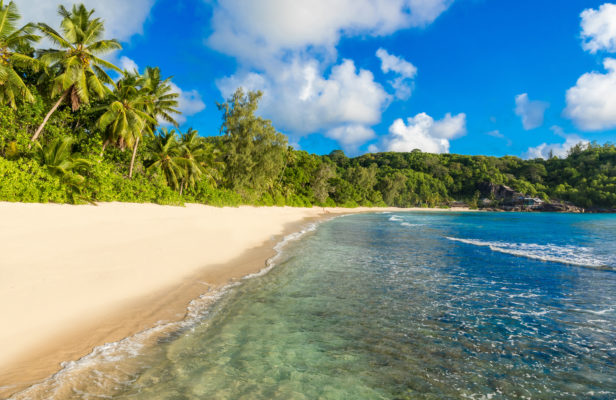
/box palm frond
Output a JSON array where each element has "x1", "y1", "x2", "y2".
[{"x1": 37, "y1": 23, "x2": 72, "y2": 49}]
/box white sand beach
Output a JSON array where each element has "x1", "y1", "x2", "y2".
[{"x1": 0, "y1": 202, "x2": 471, "y2": 394}]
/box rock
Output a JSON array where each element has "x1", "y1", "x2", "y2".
[{"x1": 538, "y1": 202, "x2": 584, "y2": 213}]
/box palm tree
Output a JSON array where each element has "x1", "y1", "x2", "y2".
[
  {"x1": 146, "y1": 128, "x2": 183, "y2": 190},
  {"x1": 177, "y1": 128, "x2": 206, "y2": 195},
  {"x1": 92, "y1": 73, "x2": 156, "y2": 158},
  {"x1": 142, "y1": 66, "x2": 180, "y2": 126},
  {"x1": 31, "y1": 3, "x2": 122, "y2": 142},
  {"x1": 0, "y1": 0, "x2": 41, "y2": 108},
  {"x1": 33, "y1": 136, "x2": 92, "y2": 201},
  {"x1": 128, "y1": 66, "x2": 180, "y2": 178}
]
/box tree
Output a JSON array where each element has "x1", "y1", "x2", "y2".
[
  {"x1": 176, "y1": 128, "x2": 206, "y2": 195},
  {"x1": 310, "y1": 162, "x2": 335, "y2": 204},
  {"x1": 146, "y1": 128, "x2": 183, "y2": 190},
  {"x1": 128, "y1": 66, "x2": 180, "y2": 178},
  {"x1": 33, "y1": 136, "x2": 92, "y2": 201},
  {"x1": 31, "y1": 3, "x2": 122, "y2": 142},
  {"x1": 93, "y1": 73, "x2": 155, "y2": 159},
  {"x1": 0, "y1": 0, "x2": 41, "y2": 108},
  {"x1": 377, "y1": 171, "x2": 407, "y2": 205},
  {"x1": 218, "y1": 88, "x2": 287, "y2": 196}
]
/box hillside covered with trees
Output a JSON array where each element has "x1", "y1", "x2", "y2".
[{"x1": 0, "y1": 2, "x2": 615, "y2": 210}]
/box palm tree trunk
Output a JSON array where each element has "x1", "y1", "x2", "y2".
[
  {"x1": 99, "y1": 140, "x2": 109, "y2": 159},
  {"x1": 31, "y1": 89, "x2": 69, "y2": 142},
  {"x1": 129, "y1": 137, "x2": 140, "y2": 179}
]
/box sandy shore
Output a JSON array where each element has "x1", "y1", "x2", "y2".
[{"x1": 0, "y1": 202, "x2": 471, "y2": 396}]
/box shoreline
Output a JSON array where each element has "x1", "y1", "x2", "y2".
[{"x1": 0, "y1": 203, "x2": 472, "y2": 397}]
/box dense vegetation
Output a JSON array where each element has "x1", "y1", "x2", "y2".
[{"x1": 0, "y1": 2, "x2": 614, "y2": 210}]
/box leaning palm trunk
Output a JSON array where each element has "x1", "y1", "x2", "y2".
[
  {"x1": 99, "y1": 140, "x2": 109, "y2": 159},
  {"x1": 31, "y1": 88, "x2": 70, "y2": 142},
  {"x1": 128, "y1": 137, "x2": 140, "y2": 178}
]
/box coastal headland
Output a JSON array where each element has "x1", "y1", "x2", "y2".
[{"x1": 0, "y1": 202, "x2": 471, "y2": 397}]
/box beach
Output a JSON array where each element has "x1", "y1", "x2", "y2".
[{"x1": 0, "y1": 202, "x2": 469, "y2": 396}]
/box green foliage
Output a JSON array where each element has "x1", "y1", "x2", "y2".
[
  {"x1": 218, "y1": 88, "x2": 287, "y2": 198},
  {"x1": 0, "y1": 156, "x2": 69, "y2": 202},
  {"x1": 0, "y1": 0, "x2": 41, "y2": 108},
  {"x1": 0, "y1": 3, "x2": 614, "y2": 211}
]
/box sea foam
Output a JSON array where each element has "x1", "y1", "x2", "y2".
[
  {"x1": 446, "y1": 237, "x2": 614, "y2": 270},
  {"x1": 9, "y1": 221, "x2": 322, "y2": 400}
]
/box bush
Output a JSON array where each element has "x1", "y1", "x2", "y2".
[{"x1": 0, "y1": 157, "x2": 70, "y2": 203}]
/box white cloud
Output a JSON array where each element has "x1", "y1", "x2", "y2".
[
  {"x1": 377, "y1": 112, "x2": 466, "y2": 153},
  {"x1": 376, "y1": 48, "x2": 418, "y2": 77},
  {"x1": 376, "y1": 48, "x2": 417, "y2": 99},
  {"x1": 514, "y1": 93, "x2": 549, "y2": 130},
  {"x1": 14, "y1": 0, "x2": 156, "y2": 43},
  {"x1": 431, "y1": 112, "x2": 467, "y2": 138},
  {"x1": 486, "y1": 129, "x2": 512, "y2": 146},
  {"x1": 217, "y1": 58, "x2": 390, "y2": 149},
  {"x1": 565, "y1": 58, "x2": 616, "y2": 131},
  {"x1": 207, "y1": 0, "x2": 453, "y2": 64},
  {"x1": 581, "y1": 3, "x2": 616, "y2": 54},
  {"x1": 327, "y1": 125, "x2": 376, "y2": 153},
  {"x1": 169, "y1": 82, "x2": 206, "y2": 125},
  {"x1": 118, "y1": 56, "x2": 139, "y2": 72},
  {"x1": 525, "y1": 127, "x2": 589, "y2": 159},
  {"x1": 208, "y1": 0, "x2": 452, "y2": 151}
]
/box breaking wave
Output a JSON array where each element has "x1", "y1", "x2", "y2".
[
  {"x1": 8, "y1": 222, "x2": 321, "y2": 400},
  {"x1": 446, "y1": 237, "x2": 614, "y2": 270}
]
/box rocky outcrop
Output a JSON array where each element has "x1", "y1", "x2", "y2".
[
  {"x1": 476, "y1": 182, "x2": 587, "y2": 213},
  {"x1": 477, "y1": 182, "x2": 522, "y2": 200},
  {"x1": 538, "y1": 202, "x2": 585, "y2": 213}
]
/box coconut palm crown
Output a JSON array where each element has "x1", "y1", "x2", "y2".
[
  {"x1": 126, "y1": 66, "x2": 180, "y2": 178},
  {"x1": 31, "y1": 3, "x2": 122, "y2": 142},
  {"x1": 93, "y1": 74, "x2": 156, "y2": 154},
  {"x1": 142, "y1": 66, "x2": 180, "y2": 127},
  {"x1": 0, "y1": 0, "x2": 41, "y2": 108}
]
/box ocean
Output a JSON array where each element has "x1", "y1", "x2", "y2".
[{"x1": 12, "y1": 212, "x2": 616, "y2": 399}]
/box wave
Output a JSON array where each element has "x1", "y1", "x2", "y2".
[
  {"x1": 388, "y1": 215, "x2": 403, "y2": 222},
  {"x1": 446, "y1": 237, "x2": 614, "y2": 270},
  {"x1": 9, "y1": 222, "x2": 321, "y2": 400},
  {"x1": 400, "y1": 222, "x2": 423, "y2": 227}
]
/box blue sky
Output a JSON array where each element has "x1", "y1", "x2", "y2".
[{"x1": 17, "y1": 0, "x2": 616, "y2": 157}]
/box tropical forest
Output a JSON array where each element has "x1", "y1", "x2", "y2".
[{"x1": 0, "y1": 1, "x2": 615, "y2": 210}]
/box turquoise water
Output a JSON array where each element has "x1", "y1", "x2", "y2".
[{"x1": 14, "y1": 212, "x2": 616, "y2": 399}]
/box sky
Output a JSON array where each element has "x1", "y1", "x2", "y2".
[{"x1": 14, "y1": 0, "x2": 616, "y2": 158}]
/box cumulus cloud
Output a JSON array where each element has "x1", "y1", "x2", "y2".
[
  {"x1": 375, "y1": 112, "x2": 466, "y2": 153},
  {"x1": 169, "y1": 83, "x2": 206, "y2": 125},
  {"x1": 376, "y1": 48, "x2": 417, "y2": 99},
  {"x1": 581, "y1": 3, "x2": 616, "y2": 54},
  {"x1": 207, "y1": 0, "x2": 453, "y2": 64},
  {"x1": 14, "y1": 0, "x2": 156, "y2": 42},
  {"x1": 565, "y1": 58, "x2": 616, "y2": 131},
  {"x1": 217, "y1": 58, "x2": 390, "y2": 149},
  {"x1": 525, "y1": 127, "x2": 589, "y2": 159},
  {"x1": 208, "y1": 0, "x2": 452, "y2": 150},
  {"x1": 514, "y1": 93, "x2": 549, "y2": 130},
  {"x1": 327, "y1": 125, "x2": 376, "y2": 153},
  {"x1": 118, "y1": 56, "x2": 139, "y2": 72}
]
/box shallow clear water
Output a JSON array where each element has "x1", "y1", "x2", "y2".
[{"x1": 13, "y1": 212, "x2": 616, "y2": 399}]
